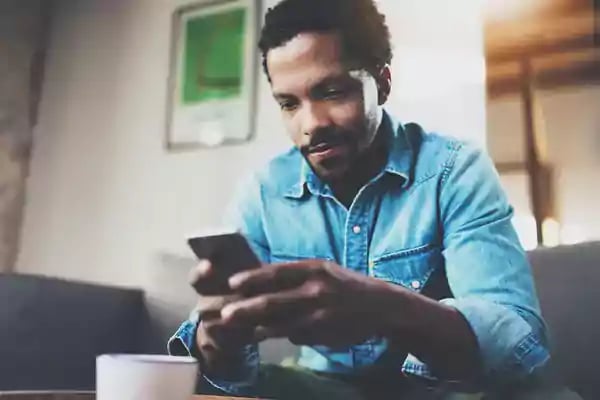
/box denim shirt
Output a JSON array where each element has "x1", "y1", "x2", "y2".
[{"x1": 168, "y1": 111, "x2": 550, "y2": 396}]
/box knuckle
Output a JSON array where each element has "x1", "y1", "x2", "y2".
[
  {"x1": 313, "y1": 308, "x2": 330, "y2": 322},
  {"x1": 305, "y1": 281, "x2": 330, "y2": 300},
  {"x1": 256, "y1": 297, "x2": 271, "y2": 312}
]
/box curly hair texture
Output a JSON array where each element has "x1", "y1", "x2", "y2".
[{"x1": 258, "y1": 0, "x2": 393, "y2": 80}]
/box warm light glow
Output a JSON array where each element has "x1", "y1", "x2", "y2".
[
  {"x1": 542, "y1": 218, "x2": 561, "y2": 247},
  {"x1": 512, "y1": 214, "x2": 538, "y2": 250},
  {"x1": 513, "y1": 216, "x2": 592, "y2": 249},
  {"x1": 483, "y1": 0, "x2": 545, "y2": 22}
]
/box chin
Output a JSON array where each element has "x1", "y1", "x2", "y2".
[{"x1": 313, "y1": 164, "x2": 349, "y2": 183}]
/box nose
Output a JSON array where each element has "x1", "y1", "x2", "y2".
[{"x1": 300, "y1": 101, "x2": 332, "y2": 137}]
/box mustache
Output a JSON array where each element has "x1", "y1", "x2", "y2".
[{"x1": 301, "y1": 127, "x2": 348, "y2": 154}]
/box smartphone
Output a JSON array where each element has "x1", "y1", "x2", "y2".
[{"x1": 187, "y1": 230, "x2": 261, "y2": 295}]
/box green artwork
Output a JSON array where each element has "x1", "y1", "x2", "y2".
[{"x1": 181, "y1": 8, "x2": 246, "y2": 105}]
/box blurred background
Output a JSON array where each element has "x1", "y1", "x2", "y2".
[
  {"x1": 486, "y1": 0, "x2": 599, "y2": 251},
  {"x1": 0, "y1": 0, "x2": 598, "y2": 363}
]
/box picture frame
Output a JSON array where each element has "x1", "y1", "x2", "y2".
[{"x1": 165, "y1": 0, "x2": 260, "y2": 150}]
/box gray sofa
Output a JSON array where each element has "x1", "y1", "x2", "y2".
[
  {"x1": 0, "y1": 275, "x2": 163, "y2": 391},
  {"x1": 1, "y1": 242, "x2": 598, "y2": 397},
  {"x1": 529, "y1": 242, "x2": 600, "y2": 399}
]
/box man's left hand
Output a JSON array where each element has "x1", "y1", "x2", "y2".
[{"x1": 220, "y1": 260, "x2": 398, "y2": 348}]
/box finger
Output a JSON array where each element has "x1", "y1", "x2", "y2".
[
  {"x1": 220, "y1": 287, "x2": 316, "y2": 326},
  {"x1": 202, "y1": 319, "x2": 254, "y2": 347},
  {"x1": 196, "y1": 294, "x2": 243, "y2": 315},
  {"x1": 256, "y1": 311, "x2": 370, "y2": 349},
  {"x1": 189, "y1": 260, "x2": 232, "y2": 296},
  {"x1": 253, "y1": 318, "x2": 309, "y2": 342},
  {"x1": 229, "y1": 261, "x2": 317, "y2": 294},
  {"x1": 253, "y1": 309, "x2": 328, "y2": 342},
  {"x1": 188, "y1": 260, "x2": 213, "y2": 287}
]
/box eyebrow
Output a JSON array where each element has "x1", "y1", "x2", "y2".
[
  {"x1": 273, "y1": 93, "x2": 297, "y2": 102},
  {"x1": 272, "y1": 73, "x2": 357, "y2": 99}
]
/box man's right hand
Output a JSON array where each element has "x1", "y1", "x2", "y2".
[{"x1": 189, "y1": 261, "x2": 255, "y2": 379}]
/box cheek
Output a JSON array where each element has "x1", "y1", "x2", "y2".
[
  {"x1": 283, "y1": 115, "x2": 304, "y2": 147},
  {"x1": 328, "y1": 99, "x2": 365, "y2": 129}
]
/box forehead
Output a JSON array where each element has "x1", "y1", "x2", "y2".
[{"x1": 267, "y1": 32, "x2": 349, "y2": 93}]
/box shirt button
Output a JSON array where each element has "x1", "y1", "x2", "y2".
[
  {"x1": 352, "y1": 225, "x2": 361, "y2": 234},
  {"x1": 410, "y1": 280, "x2": 421, "y2": 290}
]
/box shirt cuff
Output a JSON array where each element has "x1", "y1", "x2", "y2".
[
  {"x1": 441, "y1": 297, "x2": 550, "y2": 378},
  {"x1": 167, "y1": 318, "x2": 260, "y2": 397},
  {"x1": 202, "y1": 347, "x2": 260, "y2": 397},
  {"x1": 167, "y1": 318, "x2": 195, "y2": 355},
  {"x1": 400, "y1": 297, "x2": 550, "y2": 389}
]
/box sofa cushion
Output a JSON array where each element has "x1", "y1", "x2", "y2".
[
  {"x1": 0, "y1": 274, "x2": 146, "y2": 391},
  {"x1": 528, "y1": 242, "x2": 600, "y2": 399}
]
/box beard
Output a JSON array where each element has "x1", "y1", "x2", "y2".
[{"x1": 299, "y1": 125, "x2": 363, "y2": 182}]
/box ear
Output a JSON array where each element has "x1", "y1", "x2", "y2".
[{"x1": 376, "y1": 65, "x2": 392, "y2": 105}]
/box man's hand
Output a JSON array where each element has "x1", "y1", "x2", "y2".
[
  {"x1": 193, "y1": 258, "x2": 480, "y2": 380},
  {"x1": 220, "y1": 259, "x2": 393, "y2": 348},
  {"x1": 189, "y1": 261, "x2": 254, "y2": 379}
]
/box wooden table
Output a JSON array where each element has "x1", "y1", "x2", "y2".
[{"x1": 0, "y1": 392, "x2": 256, "y2": 400}]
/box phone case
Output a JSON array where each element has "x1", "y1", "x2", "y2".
[{"x1": 187, "y1": 232, "x2": 260, "y2": 295}]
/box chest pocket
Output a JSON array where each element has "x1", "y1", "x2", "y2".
[{"x1": 370, "y1": 244, "x2": 443, "y2": 292}]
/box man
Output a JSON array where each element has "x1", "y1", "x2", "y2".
[{"x1": 169, "y1": 0, "x2": 580, "y2": 398}]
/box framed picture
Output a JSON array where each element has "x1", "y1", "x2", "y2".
[{"x1": 166, "y1": 0, "x2": 260, "y2": 150}]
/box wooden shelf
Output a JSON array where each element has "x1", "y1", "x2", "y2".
[{"x1": 485, "y1": 0, "x2": 599, "y2": 98}]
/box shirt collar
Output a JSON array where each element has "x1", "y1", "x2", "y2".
[{"x1": 283, "y1": 110, "x2": 419, "y2": 199}]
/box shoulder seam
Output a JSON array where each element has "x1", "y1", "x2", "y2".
[
  {"x1": 440, "y1": 141, "x2": 465, "y2": 188},
  {"x1": 409, "y1": 137, "x2": 464, "y2": 191}
]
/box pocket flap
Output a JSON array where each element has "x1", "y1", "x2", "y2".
[{"x1": 371, "y1": 244, "x2": 441, "y2": 291}]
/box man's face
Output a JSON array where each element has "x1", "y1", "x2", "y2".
[{"x1": 266, "y1": 32, "x2": 384, "y2": 182}]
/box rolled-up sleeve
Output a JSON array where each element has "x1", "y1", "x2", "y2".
[
  {"x1": 167, "y1": 173, "x2": 269, "y2": 396},
  {"x1": 167, "y1": 310, "x2": 260, "y2": 397},
  {"x1": 403, "y1": 143, "x2": 550, "y2": 385}
]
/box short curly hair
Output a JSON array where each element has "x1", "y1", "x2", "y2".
[{"x1": 258, "y1": 0, "x2": 393, "y2": 81}]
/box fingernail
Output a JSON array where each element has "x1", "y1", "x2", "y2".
[
  {"x1": 196, "y1": 260, "x2": 211, "y2": 275},
  {"x1": 221, "y1": 304, "x2": 235, "y2": 320},
  {"x1": 228, "y1": 274, "x2": 243, "y2": 289}
]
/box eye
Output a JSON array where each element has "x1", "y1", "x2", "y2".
[
  {"x1": 324, "y1": 88, "x2": 344, "y2": 99},
  {"x1": 279, "y1": 100, "x2": 299, "y2": 111}
]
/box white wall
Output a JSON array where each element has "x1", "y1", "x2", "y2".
[
  {"x1": 487, "y1": 85, "x2": 600, "y2": 247},
  {"x1": 18, "y1": 0, "x2": 281, "y2": 335},
  {"x1": 378, "y1": 0, "x2": 487, "y2": 144},
  {"x1": 17, "y1": 0, "x2": 486, "y2": 344}
]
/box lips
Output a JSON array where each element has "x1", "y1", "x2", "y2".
[
  {"x1": 308, "y1": 142, "x2": 346, "y2": 160},
  {"x1": 309, "y1": 142, "x2": 334, "y2": 153}
]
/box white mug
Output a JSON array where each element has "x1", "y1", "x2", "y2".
[{"x1": 96, "y1": 354, "x2": 199, "y2": 400}]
